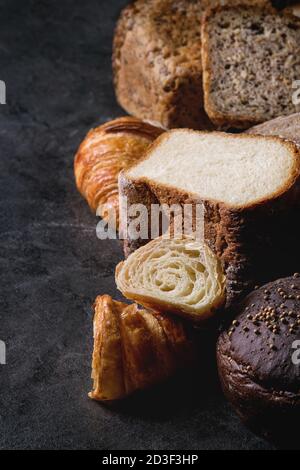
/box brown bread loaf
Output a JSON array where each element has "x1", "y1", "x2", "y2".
[
  {"x1": 217, "y1": 276, "x2": 300, "y2": 445},
  {"x1": 113, "y1": 0, "x2": 213, "y2": 130}
]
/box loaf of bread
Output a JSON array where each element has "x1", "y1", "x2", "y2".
[
  {"x1": 74, "y1": 117, "x2": 163, "y2": 226},
  {"x1": 113, "y1": 1, "x2": 275, "y2": 131},
  {"x1": 113, "y1": 0, "x2": 213, "y2": 130},
  {"x1": 247, "y1": 112, "x2": 300, "y2": 146},
  {"x1": 217, "y1": 276, "x2": 300, "y2": 445},
  {"x1": 201, "y1": 4, "x2": 300, "y2": 129},
  {"x1": 89, "y1": 295, "x2": 194, "y2": 401},
  {"x1": 119, "y1": 130, "x2": 300, "y2": 305},
  {"x1": 115, "y1": 236, "x2": 226, "y2": 323}
]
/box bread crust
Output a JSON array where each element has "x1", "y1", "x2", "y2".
[
  {"x1": 217, "y1": 335, "x2": 300, "y2": 442},
  {"x1": 120, "y1": 130, "x2": 300, "y2": 305},
  {"x1": 246, "y1": 112, "x2": 300, "y2": 147},
  {"x1": 113, "y1": 0, "x2": 213, "y2": 130},
  {"x1": 201, "y1": 4, "x2": 300, "y2": 129}
]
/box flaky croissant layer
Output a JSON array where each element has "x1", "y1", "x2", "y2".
[
  {"x1": 89, "y1": 295, "x2": 194, "y2": 402},
  {"x1": 116, "y1": 236, "x2": 226, "y2": 322},
  {"x1": 74, "y1": 117, "x2": 164, "y2": 226}
]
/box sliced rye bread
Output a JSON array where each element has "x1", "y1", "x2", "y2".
[
  {"x1": 119, "y1": 130, "x2": 300, "y2": 306},
  {"x1": 247, "y1": 112, "x2": 300, "y2": 146},
  {"x1": 201, "y1": 3, "x2": 300, "y2": 129}
]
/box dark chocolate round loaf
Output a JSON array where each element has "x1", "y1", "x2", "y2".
[{"x1": 217, "y1": 276, "x2": 300, "y2": 447}]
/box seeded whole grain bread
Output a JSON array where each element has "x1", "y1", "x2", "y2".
[
  {"x1": 247, "y1": 112, "x2": 300, "y2": 146},
  {"x1": 119, "y1": 130, "x2": 300, "y2": 306},
  {"x1": 217, "y1": 276, "x2": 300, "y2": 444},
  {"x1": 201, "y1": 3, "x2": 300, "y2": 129}
]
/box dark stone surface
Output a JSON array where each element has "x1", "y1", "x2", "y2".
[{"x1": 0, "y1": 0, "x2": 278, "y2": 450}]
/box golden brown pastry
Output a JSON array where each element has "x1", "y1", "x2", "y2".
[
  {"x1": 74, "y1": 117, "x2": 164, "y2": 226},
  {"x1": 115, "y1": 236, "x2": 226, "y2": 323},
  {"x1": 89, "y1": 295, "x2": 194, "y2": 402}
]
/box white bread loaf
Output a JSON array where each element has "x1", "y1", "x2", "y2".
[{"x1": 119, "y1": 130, "x2": 300, "y2": 305}]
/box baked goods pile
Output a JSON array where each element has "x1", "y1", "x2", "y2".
[
  {"x1": 120, "y1": 129, "x2": 300, "y2": 305},
  {"x1": 73, "y1": 0, "x2": 300, "y2": 445}
]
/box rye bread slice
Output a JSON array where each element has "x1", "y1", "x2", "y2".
[{"x1": 201, "y1": 3, "x2": 300, "y2": 129}]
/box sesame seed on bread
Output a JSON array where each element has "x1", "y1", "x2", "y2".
[{"x1": 217, "y1": 275, "x2": 300, "y2": 443}]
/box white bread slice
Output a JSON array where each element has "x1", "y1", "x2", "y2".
[
  {"x1": 119, "y1": 130, "x2": 300, "y2": 305},
  {"x1": 128, "y1": 130, "x2": 298, "y2": 208}
]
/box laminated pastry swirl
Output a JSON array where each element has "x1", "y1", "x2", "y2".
[
  {"x1": 89, "y1": 295, "x2": 194, "y2": 402},
  {"x1": 74, "y1": 117, "x2": 164, "y2": 226},
  {"x1": 115, "y1": 237, "x2": 226, "y2": 322}
]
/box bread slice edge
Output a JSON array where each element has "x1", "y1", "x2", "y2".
[{"x1": 125, "y1": 129, "x2": 300, "y2": 210}]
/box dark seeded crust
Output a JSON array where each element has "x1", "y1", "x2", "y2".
[
  {"x1": 119, "y1": 130, "x2": 300, "y2": 306},
  {"x1": 113, "y1": 0, "x2": 213, "y2": 130},
  {"x1": 201, "y1": 4, "x2": 300, "y2": 129},
  {"x1": 217, "y1": 277, "x2": 300, "y2": 441},
  {"x1": 247, "y1": 113, "x2": 300, "y2": 147}
]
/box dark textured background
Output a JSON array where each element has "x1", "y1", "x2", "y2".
[{"x1": 1, "y1": 0, "x2": 292, "y2": 450}]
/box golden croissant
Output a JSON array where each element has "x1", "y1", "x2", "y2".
[
  {"x1": 74, "y1": 117, "x2": 164, "y2": 226},
  {"x1": 89, "y1": 295, "x2": 194, "y2": 402},
  {"x1": 116, "y1": 236, "x2": 226, "y2": 323}
]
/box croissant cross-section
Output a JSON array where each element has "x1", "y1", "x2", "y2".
[
  {"x1": 115, "y1": 237, "x2": 226, "y2": 322},
  {"x1": 89, "y1": 295, "x2": 194, "y2": 402}
]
